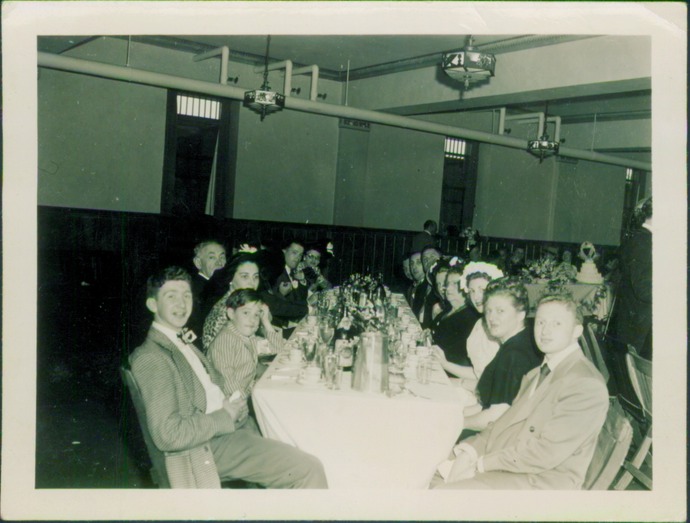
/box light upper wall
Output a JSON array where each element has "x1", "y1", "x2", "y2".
[
  {"x1": 36, "y1": 35, "x2": 650, "y2": 240},
  {"x1": 233, "y1": 108, "x2": 340, "y2": 224},
  {"x1": 347, "y1": 36, "x2": 651, "y2": 112}
]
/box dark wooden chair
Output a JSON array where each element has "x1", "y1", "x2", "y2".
[
  {"x1": 583, "y1": 397, "x2": 633, "y2": 490},
  {"x1": 579, "y1": 322, "x2": 610, "y2": 384},
  {"x1": 614, "y1": 347, "x2": 652, "y2": 490},
  {"x1": 120, "y1": 366, "x2": 173, "y2": 488}
]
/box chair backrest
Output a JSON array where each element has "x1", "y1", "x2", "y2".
[
  {"x1": 579, "y1": 323, "x2": 610, "y2": 383},
  {"x1": 626, "y1": 346, "x2": 652, "y2": 419},
  {"x1": 583, "y1": 397, "x2": 633, "y2": 490},
  {"x1": 120, "y1": 366, "x2": 171, "y2": 488}
]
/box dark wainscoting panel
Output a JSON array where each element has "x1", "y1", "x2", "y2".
[{"x1": 38, "y1": 206, "x2": 617, "y2": 348}]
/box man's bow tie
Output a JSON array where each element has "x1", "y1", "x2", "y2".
[{"x1": 177, "y1": 328, "x2": 198, "y2": 345}]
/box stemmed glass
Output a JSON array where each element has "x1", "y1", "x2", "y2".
[
  {"x1": 318, "y1": 317, "x2": 335, "y2": 347},
  {"x1": 301, "y1": 336, "x2": 317, "y2": 365}
]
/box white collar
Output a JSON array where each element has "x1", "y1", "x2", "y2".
[
  {"x1": 152, "y1": 321, "x2": 184, "y2": 346},
  {"x1": 642, "y1": 222, "x2": 653, "y2": 233},
  {"x1": 543, "y1": 342, "x2": 581, "y2": 372},
  {"x1": 198, "y1": 272, "x2": 211, "y2": 281}
]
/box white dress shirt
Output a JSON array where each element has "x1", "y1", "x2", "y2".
[{"x1": 152, "y1": 321, "x2": 226, "y2": 414}]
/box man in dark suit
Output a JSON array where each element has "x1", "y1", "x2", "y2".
[
  {"x1": 410, "y1": 219, "x2": 438, "y2": 254},
  {"x1": 188, "y1": 240, "x2": 226, "y2": 336},
  {"x1": 613, "y1": 197, "x2": 652, "y2": 358},
  {"x1": 432, "y1": 292, "x2": 608, "y2": 490},
  {"x1": 406, "y1": 251, "x2": 426, "y2": 316},
  {"x1": 267, "y1": 240, "x2": 309, "y2": 328},
  {"x1": 129, "y1": 266, "x2": 328, "y2": 488}
]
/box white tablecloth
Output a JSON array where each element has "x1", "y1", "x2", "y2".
[
  {"x1": 253, "y1": 293, "x2": 468, "y2": 488},
  {"x1": 252, "y1": 355, "x2": 466, "y2": 489}
]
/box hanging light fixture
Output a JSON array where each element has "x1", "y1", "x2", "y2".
[
  {"x1": 244, "y1": 35, "x2": 285, "y2": 121},
  {"x1": 527, "y1": 102, "x2": 560, "y2": 162},
  {"x1": 442, "y1": 35, "x2": 496, "y2": 90}
]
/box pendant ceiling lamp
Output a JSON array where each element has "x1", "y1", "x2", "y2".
[
  {"x1": 527, "y1": 102, "x2": 560, "y2": 162},
  {"x1": 244, "y1": 35, "x2": 285, "y2": 121},
  {"x1": 442, "y1": 35, "x2": 496, "y2": 90}
]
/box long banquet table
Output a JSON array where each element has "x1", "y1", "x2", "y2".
[{"x1": 252, "y1": 295, "x2": 468, "y2": 489}]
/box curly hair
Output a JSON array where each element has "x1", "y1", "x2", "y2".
[
  {"x1": 146, "y1": 266, "x2": 191, "y2": 298},
  {"x1": 483, "y1": 276, "x2": 529, "y2": 312}
]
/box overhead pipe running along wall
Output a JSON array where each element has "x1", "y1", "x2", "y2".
[{"x1": 37, "y1": 52, "x2": 652, "y2": 172}]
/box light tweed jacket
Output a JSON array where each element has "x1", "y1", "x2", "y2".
[
  {"x1": 129, "y1": 327, "x2": 236, "y2": 488},
  {"x1": 466, "y1": 349, "x2": 609, "y2": 489}
]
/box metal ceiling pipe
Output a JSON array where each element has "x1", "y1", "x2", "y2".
[
  {"x1": 37, "y1": 52, "x2": 652, "y2": 172},
  {"x1": 255, "y1": 60, "x2": 292, "y2": 97},
  {"x1": 193, "y1": 46, "x2": 229, "y2": 85},
  {"x1": 293, "y1": 64, "x2": 319, "y2": 101},
  {"x1": 502, "y1": 112, "x2": 562, "y2": 142}
]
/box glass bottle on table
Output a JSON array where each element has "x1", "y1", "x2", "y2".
[{"x1": 334, "y1": 309, "x2": 355, "y2": 372}]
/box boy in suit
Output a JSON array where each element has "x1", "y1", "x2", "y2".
[
  {"x1": 432, "y1": 292, "x2": 609, "y2": 489},
  {"x1": 129, "y1": 266, "x2": 327, "y2": 488}
]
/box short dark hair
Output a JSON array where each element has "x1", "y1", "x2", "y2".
[
  {"x1": 146, "y1": 266, "x2": 191, "y2": 299},
  {"x1": 536, "y1": 291, "x2": 584, "y2": 325},
  {"x1": 483, "y1": 277, "x2": 529, "y2": 312},
  {"x1": 225, "y1": 288, "x2": 263, "y2": 309},
  {"x1": 283, "y1": 239, "x2": 304, "y2": 250}
]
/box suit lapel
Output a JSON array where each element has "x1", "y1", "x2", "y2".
[
  {"x1": 147, "y1": 328, "x2": 208, "y2": 413},
  {"x1": 494, "y1": 350, "x2": 586, "y2": 430}
]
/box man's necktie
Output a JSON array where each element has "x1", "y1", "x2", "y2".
[{"x1": 536, "y1": 363, "x2": 551, "y2": 387}]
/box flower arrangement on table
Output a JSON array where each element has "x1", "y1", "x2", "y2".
[
  {"x1": 579, "y1": 283, "x2": 610, "y2": 319},
  {"x1": 521, "y1": 257, "x2": 578, "y2": 285}
]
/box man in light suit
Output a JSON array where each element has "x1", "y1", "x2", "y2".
[
  {"x1": 432, "y1": 292, "x2": 609, "y2": 489},
  {"x1": 129, "y1": 266, "x2": 327, "y2": 488}
]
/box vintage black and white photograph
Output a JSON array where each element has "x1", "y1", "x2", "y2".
[{"x1": 2, "y1": 1, "x2": 686, "y2": 520}]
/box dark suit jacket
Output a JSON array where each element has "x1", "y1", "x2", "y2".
[
  {"x1": 268, "y1": 268, "x2": 309, "y2": 327},
  {"x1": 410, "y1": 280, "x2": 430, "y2": 319},
  {"x1": 614, "y1": 227, "x2": 652, "y2": 356},
  {"x1": 129, "y1": 327, "x2": 236, "y2": 487},
  {"x1": 466, "y1": 350, "x2": 609, "y2": 489},
  {"x1": 188, "y1": 272, "x2": 211, "y2": 336}
]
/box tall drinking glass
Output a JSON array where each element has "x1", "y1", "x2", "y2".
[{"x1": 318, "y1": 317, "x2": 335, "y2": 346}]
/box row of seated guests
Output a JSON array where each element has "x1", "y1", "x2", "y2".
[
  {"x1": 187, "y1": 238, "x2": 332, "y2": 347},
  {"x1": 404, "y1": 247, "x2": 542, "y2": 433}
]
